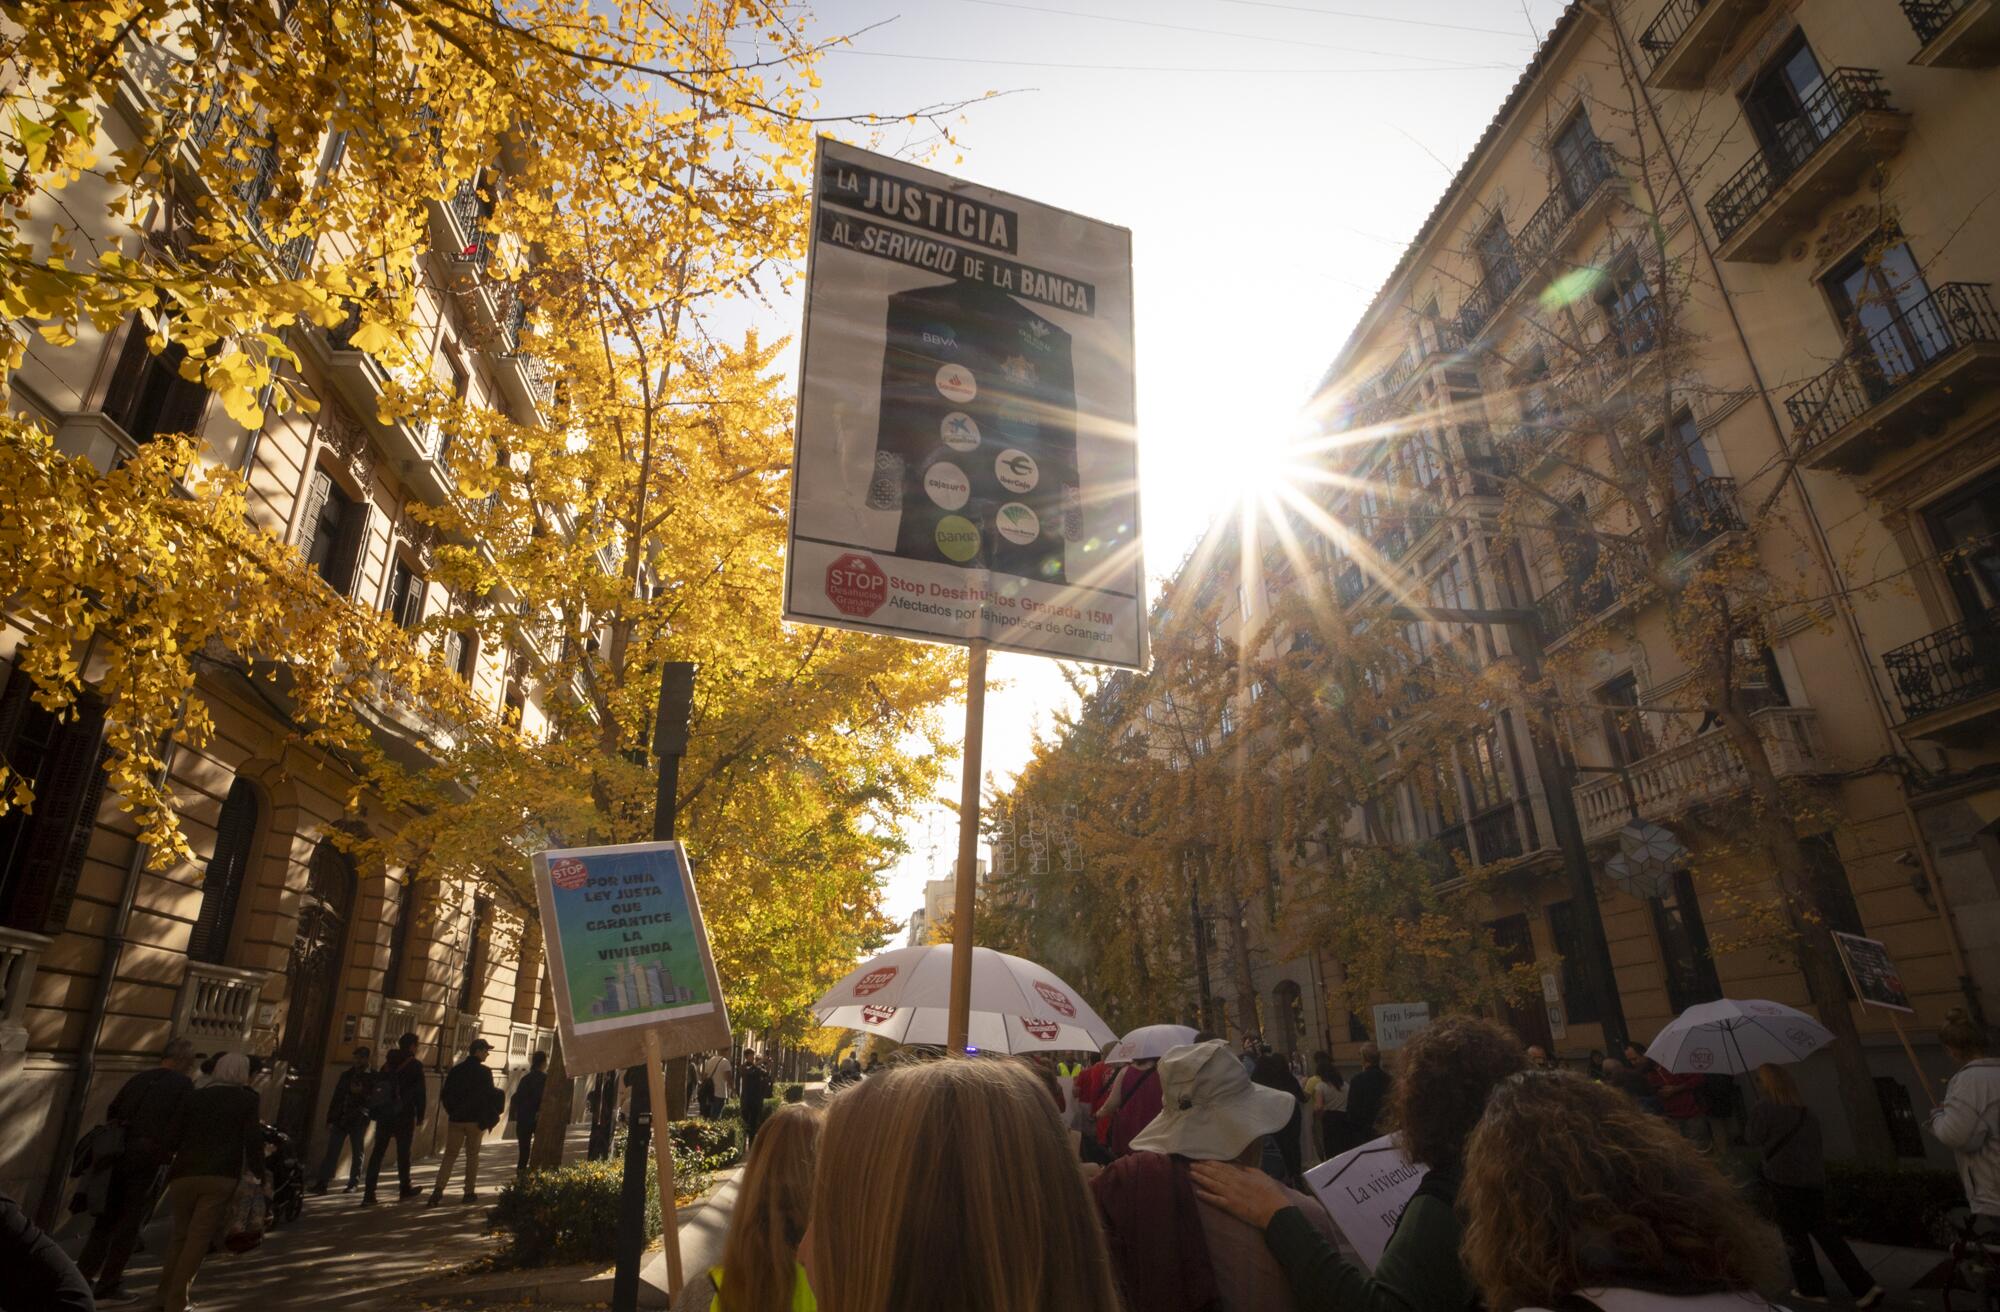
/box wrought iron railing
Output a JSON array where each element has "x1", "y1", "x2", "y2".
[
  {"x1": 1783, "y1": 283, "x2": 2000, "y2": 450},
  {"x1": 1424, "y1": 825, "x2": 1472, "y2": 883},
  {"x1": 1883, "y1": 607, "x2": 2000, "y2": 720},
  {"x1": 1537, "y1": 550, "x2": 1648, "y2": 640},
  {"x1": 1334, "y1": 563, "x2": 1365, "y2": 605},
  {"x1": 1471, "y1": 804, "x2": 1525, "y2": 863},
  {"x1": 448, "y1": 177, "x2": 495, "y2": 269},
  {"x1": 1605, "y1": 296, "x2": 1663, "y2": 358},
  {"x1": 1664, "y1": 475, "x2": 1745, "y2": 549},
  {"x1": 1707, "y1": 69, "x2": 1896, "y2": 243},
  {"x1": 1457, "y1": 251, "x2": 1523, "y2": 339},
  {"x1": 1639, "y1": 0, "x2": 1708, "y2": 66},
  {"x1": 1903, "y1": 0, "x2": 1974, "y2": 46},
  {"x1": 1517, "y1": 139, "x2": 1619, "y2": 267}
]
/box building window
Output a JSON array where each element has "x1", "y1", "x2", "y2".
[
  {"x1": 0, "y1": 680, "x2": 108, "y2": 934},
  {"x1": 1598, "y1": 672, "x2": 1653, "y2": 767},
  {"x1": 1597, "y1": 257, "x2": 1659, "y2": 356},
  {"x1": 440, "y1": 628, "x2": 478, "y2": 682},
  {"x1": 1545, "y1": 899, "x2": 1603, "y2": 1025},
  {"x1": 1823, "y1": 240, "x2": 1938, "y2": 398},
  {"x1": 1553, "y1": 112, "x2": 1603, "y2": 207},
  {"x1": 1742, "y1": 33, "x2": 1833, "y2": 169},
  {"x1": 297, "y1": 468, "x2": 370, "y2": 597},
  {"x1": 458, "y1": 894, "x2": 493, "y2": 1012},
  {"x1": 384, "y1": 879, "x2": 417, "y2": 1002},
  {"x1": 1219, "y1": 703, "x2": 1236, "y2": 738},
  {"x1": 1651, "y1": 870, "x2": 1723, "y2": 1016},
  {"x1": 102, "y1": 325, "x2": 211, "y2": 447},
  {"x1": 385, "y1": 557, "x2": 424, "y2": 630},
  {"x1": 1461, "y1": 729, "x2": 1512, "y2": 813},
  {"x1": 1475, "y1": 215, "x2": 1517, "y2": 289},
  {"x1": 187, "y1": 777, "x2": 258, "y2": 964},
  {"x1": 1555, "y1": 493, "x2": 1599, "y2": 588},
  {"x1": 1924, "y1": 471, "x2": 2000, "y2": 619}
]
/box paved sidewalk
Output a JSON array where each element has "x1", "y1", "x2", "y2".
[{"x1": 105, "y1": 1124, "x2": 590, "y2": 1311}]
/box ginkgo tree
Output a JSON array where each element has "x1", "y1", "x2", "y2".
[{"x1": 0, "y1": 0, "x2": 971, "y2": 1129}]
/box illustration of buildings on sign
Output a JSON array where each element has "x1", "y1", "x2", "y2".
[{"x1": 590, "y1": 956, "x2": 694, "y2": 1015}]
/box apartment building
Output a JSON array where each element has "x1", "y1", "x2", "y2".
[
  {"x1": 0, "y1": 35, "x2": 571, "y2": 1212},
  {"x1": 1145, "y1": 0, "x2": 2000, "y2": 1159}
]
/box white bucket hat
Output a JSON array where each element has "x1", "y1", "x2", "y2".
[{"x1": 1128, "y1": 1040, "x2": 1297, "y2": 1161}]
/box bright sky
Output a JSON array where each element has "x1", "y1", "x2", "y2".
[{"x1": 733, "y1": 0, "x2": 1569, "y2": 938}]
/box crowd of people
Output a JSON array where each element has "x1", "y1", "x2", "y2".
[{"x1": 662, "y1": 1010, "x2": 2000, "y2": 1312}]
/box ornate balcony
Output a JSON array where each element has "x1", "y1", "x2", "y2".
[
  {"x1": 173, "y1": 962, "x2": 269, "y2": 1045},
  {"x1": 1424, "y1": 825, "x2": 1473, "y2": 884},
  {"x1": 1707, "y1": 69, "x2": 1909, "y2": 262},
  {"x1": 1457, "y1": 254, "x2": 1523, "y2": 341},
  {"x1": 1663, "y1": 475, "x2": 1747, "y2": 549},
  {"x1": 1883, "y1": 607, "x2": 2000, "y2": 742},
  {"x1": 0, "y1": 928, "x2": 52, "y2": 1058},
  {"x1": 1536, "y1": 478, "x2": 1742, "y2": 642},
  {"x1": 1640, "y1": 0, "x2": 1769, "y2": 89},
  {"x1": 1572, "y1": 707, "x2": 1831, "y2": 843},
  {"x1": 1783, "y1": 283, "x2": 2000, "y2": 473},
  {"x1": 1514, "y1": 140, "x2": 1621, "y2": 277},
  {"x1": 1471, "y1": 803, "x2": 1538, "y2": 865},
  {"x1": 1904, "y1": 0, "x2": 2000, "y2": 68}
]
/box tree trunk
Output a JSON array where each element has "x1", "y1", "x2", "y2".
[
  {"x1": 531, "y1": 1030, "x2": 574, "y2": 1168},
  {"x1": 1221, "y1": 890, "x2": 1261, "y2": 1039},
  {"x1": 1719, "y1": 707, "x2": 1896, "y2": 1163}
]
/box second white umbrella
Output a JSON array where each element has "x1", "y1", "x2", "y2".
[{"x1": 813, "y1": 944, "x2": 1116, "y2": 1055}]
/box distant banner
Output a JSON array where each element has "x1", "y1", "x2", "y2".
[{"x1": 784, "y1": 138, "x2": 1144, "y2": 669}]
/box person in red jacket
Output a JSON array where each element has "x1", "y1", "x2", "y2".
[
  {"x1": 1102, "y1": 1058, "x2": 1166, "y2": 1157},
  {"x1": 1629, "y1": 1042, "x2": 1709, "y2": 1148}
]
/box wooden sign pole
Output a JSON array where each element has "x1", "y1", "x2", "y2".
[
  {"x1": 644, "y1": 1028, "x2": 683, "y2": 1297},
  {"x1": 946, "y1": 639, "x2": 990, "y2": 1055},
  {"x1": 1887, "y1": 1010, "x2": 1937, "y2": 1105}
]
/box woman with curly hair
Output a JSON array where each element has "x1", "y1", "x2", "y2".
[
  {"x1": 1460, "y1": 1071, "x2": 1785, "y2": 1312},
  {"x1": 1189, "y1": 1015, "x2": 1525, "y2": 1312}
]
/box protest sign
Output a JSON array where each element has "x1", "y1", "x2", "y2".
[
  {"x1": 1372, "y1": 1001, "x2": 1431, "y2": 1050},
  {"x1": 785, "y1": 138, "x2": 1143, "y2": 668},
  {"x1": 532, "y1": 839, "x2": 730, "y2": 1075},
  {"x1": 1831, "y1": 931, "x2": 1913, "y2": 1012},
  {"x1": 1304, "y1": 1135, "x2": 1427, "y2": 1272}
]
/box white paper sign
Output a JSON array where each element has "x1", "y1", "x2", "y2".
[
  {"x1": 1303, "y1": 1135, "x2": 1427, "y2": 1272},
  {"x1": 1372, "y1": 1001, "x2": 1431, "y2": 1050}
]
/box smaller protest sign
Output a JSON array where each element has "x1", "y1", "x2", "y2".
[
  {"x1": 1372, "y1": 1001, "x2": 1431, "y2": 1050},
  {"x1": 1304, "y1": 1136, "x2": 1427, "y2": 1272},
  {"x1": 532, "y1": 840, "x2": 731, "y2": 1075},
  {"x1": 1831, "y1": 931, "x2": 1913, "y2": 1013}
]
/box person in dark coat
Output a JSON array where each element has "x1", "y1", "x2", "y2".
[
  {"x1": 1251, "y1": 1051, "x2": 1309, "y2": 1186},
  {"x1": 432, "y1": 1038, "x2": 499, "y2": 1203},
  {"x1": 510, "y1": 1050, "x2": 549, "y2": 1176},
  {"x1": 77, "y1": 1037, "x2": 196, "y2": 1304},
  {"x1": 311, "y1": 1046, "x2": 375, "y2": 1194},
  {"x1": 363, "y1": 1032, "x2": 427, "y2": 1205},
  {"x1": 738, "y1": 1055, "x2": 773, "y2": 1144},
  {"x1": 1344, "y1": 1043, "x2": 1391, "y2": 1141},
  {"x1": 157, "y1": 1052, "x2": 265, "y2": 1312},
  {"x1": 0, "y1": 1190, "x2": 94, "y2": 1312},
  {"x1": 1750, "y1": 1064, "x2": 1883, "y2": 1306}
]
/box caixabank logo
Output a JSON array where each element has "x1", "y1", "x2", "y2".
[{"x1": 825, "y1": 553, "x2": 888, "y2": 618}]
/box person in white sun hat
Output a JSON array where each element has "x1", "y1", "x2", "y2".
[{"x1": 1088, "y1": 1040, "x2": 1346, "y2": 1312}]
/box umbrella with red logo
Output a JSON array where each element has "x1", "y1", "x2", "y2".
[
  {"x1": 1644, "y1": 998, "x2": 1833, "y2": 1075},
  {"x1": 812, "y1": 944, "x2": 1116, "y2": 1054}
]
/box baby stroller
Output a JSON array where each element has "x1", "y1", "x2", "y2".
[{"x1": 261, "y1": 1124, "x2": 305, "y2": 1225}]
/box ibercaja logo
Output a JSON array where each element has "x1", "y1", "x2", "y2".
[
  {"x1": 1033, "y1": 981, "x2": 1077, "y2": 1018},
  {"x1": 551, "y1": 857, "x2": 589, "y2": 891},
  {"x1": 853, "y1": 966, "x2": 898, "y2": 997}
]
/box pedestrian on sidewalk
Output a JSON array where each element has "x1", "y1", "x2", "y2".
[
  {"x1": 1931, "y1": 1007, "x2": 2000, "y2": 1222},
  {"x1": 311, "y1": 1046, "x2": 375, "y2": 1195},
  {"x1": 673, "y1": 1104, "x2": 822, "y2": 1312},
  {"x1": 433, "y1": 1038, "x2": 501, "y2": 1204},
  {"x1": 76, "y1": 1036, "x2": 195, "y2": 1305},
  {"x1": 1460, "y1": 1072, "x2": 1786, "y2": 1312},
  {"x1": 510, "y1": 1050, "x2": 548, "y2": 1177},
  {"x1": 1092, "y1": 1040, "x2": 1344, "y2": 1312},
  {"x1": 738, "y1": 1054, "x2": 772, "y2": 1146},
  {"x1": 1188, "y1": 1016, "x2": 1525, "y2": 1312},
  {"x1": 699, "y1": 1050, "x2": 734, "y2": 1120},
  {"x1": 1748, "y1": 1063, "x2": 1884, "y2": 1307},
  {"x1": 363, "y1": 1032, "x2": 427, "y2": 1205},
  {"x1": 1344, "y1": 1043, "x2": 1390, "y2": 1142},
  {"x1": 1251, "y1": 1050, "x2": 1308, "y2": 1187},
  {"x1": 1643, "y1": 1049, "x2": 1711, "y2": 1149},
  {"x1": 1309, "y1": 1053, "x2": 1351, "y2": 1161},
  {"x1": 155, "y1": 1051, "x2": 265, "y2": 1312},
  {"x1": 802, "y1": 1058, "x2": 1121, "y2": 1310}
]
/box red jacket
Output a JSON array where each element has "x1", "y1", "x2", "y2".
[
  {"x1": 1108, "y1": 1064, "x2": 1164, "y2": 1157},
  {"x1": 1647, "y1": 1063, "x2": 1703, "y2": 1119}
]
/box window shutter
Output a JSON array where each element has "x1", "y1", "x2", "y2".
[
  {"x1": 329, "y1": 502, "x2": 371, "y2": 599},
  {"x1": 7, "y1": 698, "x2": 108, "y2": 934},
  {"x1": 0, "y1": 666, "x2": 32, "y2": 756},
  {"x1": 152, "y1": 360, "x2": 213, "y2": 442},
  {"x1": 99, "y1": 322, "x2": 155, "y2": 438},
  {"x1": 188, "y1": 777, "x2": 258, "y2": 964},
  {"x1": 295, "y1": 468, "x2": 334, "y2": 565}
]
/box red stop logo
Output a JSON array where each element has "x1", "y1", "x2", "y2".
[{"x1": 826, "y1": 553, "x2": 888, "y2": 618}]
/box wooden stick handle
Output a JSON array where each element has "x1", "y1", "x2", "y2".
[
  {"x1": 1888, "y1": 1011, "x2": 1937, "y2": 1106},
  {"x1": 644, "y1": 1029, "x2": 683, "y2": 1297}
]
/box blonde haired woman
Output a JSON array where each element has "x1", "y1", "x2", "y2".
[
  {"x1": 1460, "y1": 1072, "x2": 1783, "y2": 1312},
  {"x1": 1748, "y1": 1063, "x2": 1882, "y2": 1306},
  {"x1": 801, "y1": 1057, "x2": 1123, "y2": 1311},
  {"x1": 676, "y1": 1104, "x2": 821, "y2": 1312}
]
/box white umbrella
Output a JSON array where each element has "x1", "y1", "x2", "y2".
[
  {"x1": 813, "y1": 944, "x2": 1117, "y2": 1054},
  {"x1": 1108, "y1": 1023, "x2": 1199, "y2": 1065},
  {"x1": 1645, "y1": 998, "x2": 1833, "y2": 1075}
]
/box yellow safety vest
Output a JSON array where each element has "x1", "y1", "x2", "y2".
[{"x1": 709, "y1": 1261, "x2": 816, "y2": 1312}]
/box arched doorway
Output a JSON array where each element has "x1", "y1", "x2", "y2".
[{"x1": 275, "y1": 838, "x2": 356, "y2": 1143}]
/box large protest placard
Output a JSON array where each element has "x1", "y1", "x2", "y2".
[
  {"x1": 1304, "y1": 1136, "x2": 1427, "y2": 1272},
  {"x1": 1372, "y1": 1001, "x2": 1431, "y2": 1050},
  {"x1": 1832, "y1": 931, "x2": 1914, "y2": 1013},
  {"x1": 532, "y1": 840, "x2": 731, "y2": 1074},
  {"x1": 784, "y1": 138, "x2": 1144, "y2": 669}
]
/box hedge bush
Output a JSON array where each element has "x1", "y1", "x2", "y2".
[
  {"x1": 667, "y1": 1117, "x2": 740, "y2": 1170},
  {"x1": 490, "y1": 1130, "x2": 722, "y2": 1268}
]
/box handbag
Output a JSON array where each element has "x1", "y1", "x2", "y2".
[{"x1": 218, "y1": 1170, "x2": 269, "y2": 1254}]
